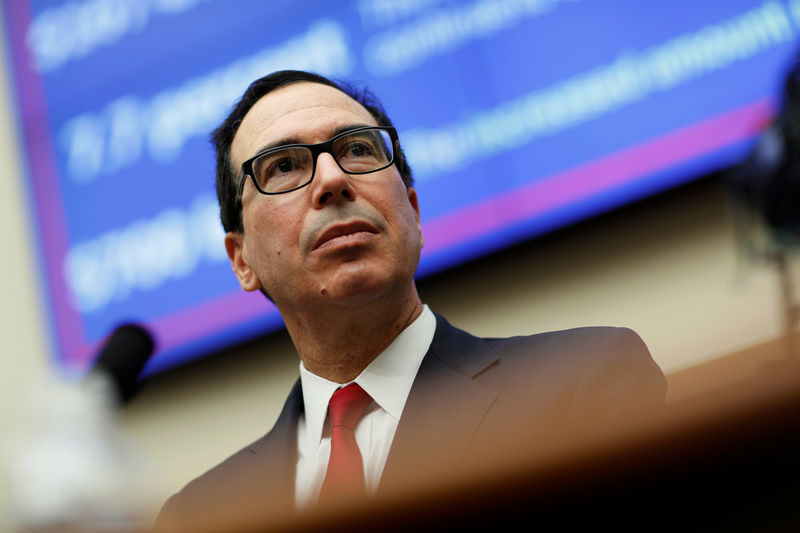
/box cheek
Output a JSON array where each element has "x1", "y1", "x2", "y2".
[
  {"x1": 241, "y1": 208, "x2": 274, "y2": 266},
  {"x1": 393, "y1": 197, "x2": 420, "y2": 233},
  {"x1": 245, "y1": 203, "x2": 304, "y2": 261}
]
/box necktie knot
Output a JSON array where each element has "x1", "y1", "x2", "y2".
[{"x1": 327, "y1": 383, "x2": 372, "y2": 430}]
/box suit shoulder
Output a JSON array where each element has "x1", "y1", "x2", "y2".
[
  {"x1": 490, "y1": 324, "x2": 641, "y2": 344},
  {"x1": 482, "y1": 326, "x2": 665, "y2": 428},
  {"x1": 156, "y1": 380, "x2": 302, "y2": 531},
  {"x1": 177, "y1": 434, "x2": 269, "y2": 493},
  {"x1": 156, "y1": 433, "x2": 271, "y2": 524},
  {"x1": 485, "y1": 325, "x2": 650, "y2": 363},
  {"x1": 480, "y1": 325, "x2": 665, "y2": 397},
  {"x1": 431, "y1": 313, "x2": 658, "y2": 378}
]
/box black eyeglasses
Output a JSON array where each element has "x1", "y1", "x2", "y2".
[{"x1": 239, "y1": 126, "x2": 399, "y2": 196}]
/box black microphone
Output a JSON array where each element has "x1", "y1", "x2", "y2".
[{"x1": 90, "y1": 323, "x2": 155, "y2": 405}]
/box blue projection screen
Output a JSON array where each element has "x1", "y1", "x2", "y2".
[{"x1": 3, "y1": 0, "x2": 798, "y2": 375}]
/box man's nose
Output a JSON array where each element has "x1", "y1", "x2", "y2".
[{"x1": 311, "y1": 152, "x2": 356, "y2": 208}]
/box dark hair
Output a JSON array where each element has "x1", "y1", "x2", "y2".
[{"x1": 211, "y1": 70, "x2": 414, "y2": 233}]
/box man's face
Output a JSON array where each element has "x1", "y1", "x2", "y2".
[{"x1": 225, "y1": 82, "x2": 424, "y2": 316}]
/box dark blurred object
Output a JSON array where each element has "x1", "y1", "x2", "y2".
[
  {"x1": 726, "y1": 50, "x2": 800, "y2": 362},
  {"x1": 728, "y1": 50, "x2": 800, "y2": 247},
  {"x1": 90, "y1": 323, "x2": 155, "y2": 405}
]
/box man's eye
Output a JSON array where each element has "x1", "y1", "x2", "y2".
[
  {"x1": 272, "y1": 158, "x2": 295, "y2": 175},
  {"x1": 342, "y1": 142, "x2": 374, "y2": 158}
]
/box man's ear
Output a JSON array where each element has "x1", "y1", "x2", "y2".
[
  {"x1": 225, "y1": 231, "x2": 262, "y2": 292},
  {"x1": 407, "y1": 187, "x2": 424, "y2": 248}
]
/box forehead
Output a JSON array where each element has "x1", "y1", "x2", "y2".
[{"x1": 231, "y1": 82, "x2": 378, "y2": 165}]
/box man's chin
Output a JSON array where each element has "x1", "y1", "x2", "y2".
[{"x1": 318, "y1": 267, "x2": 406, "y2": 305}]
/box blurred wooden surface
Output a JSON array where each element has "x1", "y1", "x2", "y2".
[{"x1": 667, "y1": 331, "x2": 800, "y2": 402}]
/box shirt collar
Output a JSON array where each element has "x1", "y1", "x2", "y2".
[{"x1": 298, "y1": 305, "x2": 436, "y2": 445}]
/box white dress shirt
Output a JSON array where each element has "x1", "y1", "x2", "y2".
[{"x1": 294, "y1": 305, "x2": 436, "y2": 509}]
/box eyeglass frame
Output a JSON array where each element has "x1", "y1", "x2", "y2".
[{"x1": 237, "y1": 125, "x2": 400, "y2": 197}]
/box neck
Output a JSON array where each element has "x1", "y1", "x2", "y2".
[{"x1": 284, "y1": 287, "x2": 423, "y2": 383}]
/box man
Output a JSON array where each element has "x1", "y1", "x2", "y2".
[{"x1": 157, "y1": 70, "x2": 666, "y2": 532}]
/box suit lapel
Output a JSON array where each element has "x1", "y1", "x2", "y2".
[
  {"x1": 246, "y1": 316, "x2": 499, "y2": 498},
  {"x1": 245, "y1": 378, "x2": 303, "y2": 504},
  {"x1": 379, "y1": 314, "x2": 499, "y2": 492},
  {"x1": 162, "y1": 379, "x2": 304, "y2": 531}
]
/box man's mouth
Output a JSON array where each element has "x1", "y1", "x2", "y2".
[{"x1": 312, "y1": 221, "x2": 378, "y2": 251}]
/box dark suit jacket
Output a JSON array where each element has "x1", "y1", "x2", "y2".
[{"x1": 157, "y1": 313, "x2": 666, "y2": 532}]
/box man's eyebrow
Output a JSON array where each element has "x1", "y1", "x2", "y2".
[
  {"x1": 330, "y1": 123, "x2": 373, "y2": 138},
  {"x1": 252, "y1": 124, "x2": 374, "y2": 155},
  {"x1": 254, "y1": 136, "x2": 302, "y2": 154}
]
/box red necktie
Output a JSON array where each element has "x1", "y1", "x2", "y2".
[{"x1": 318, "y1": 383, "x2": 373, "y2": 505}]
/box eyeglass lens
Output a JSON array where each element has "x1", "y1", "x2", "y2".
[{"x1": 252, "y1": 128, "x2": 394, "y2": 193}]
